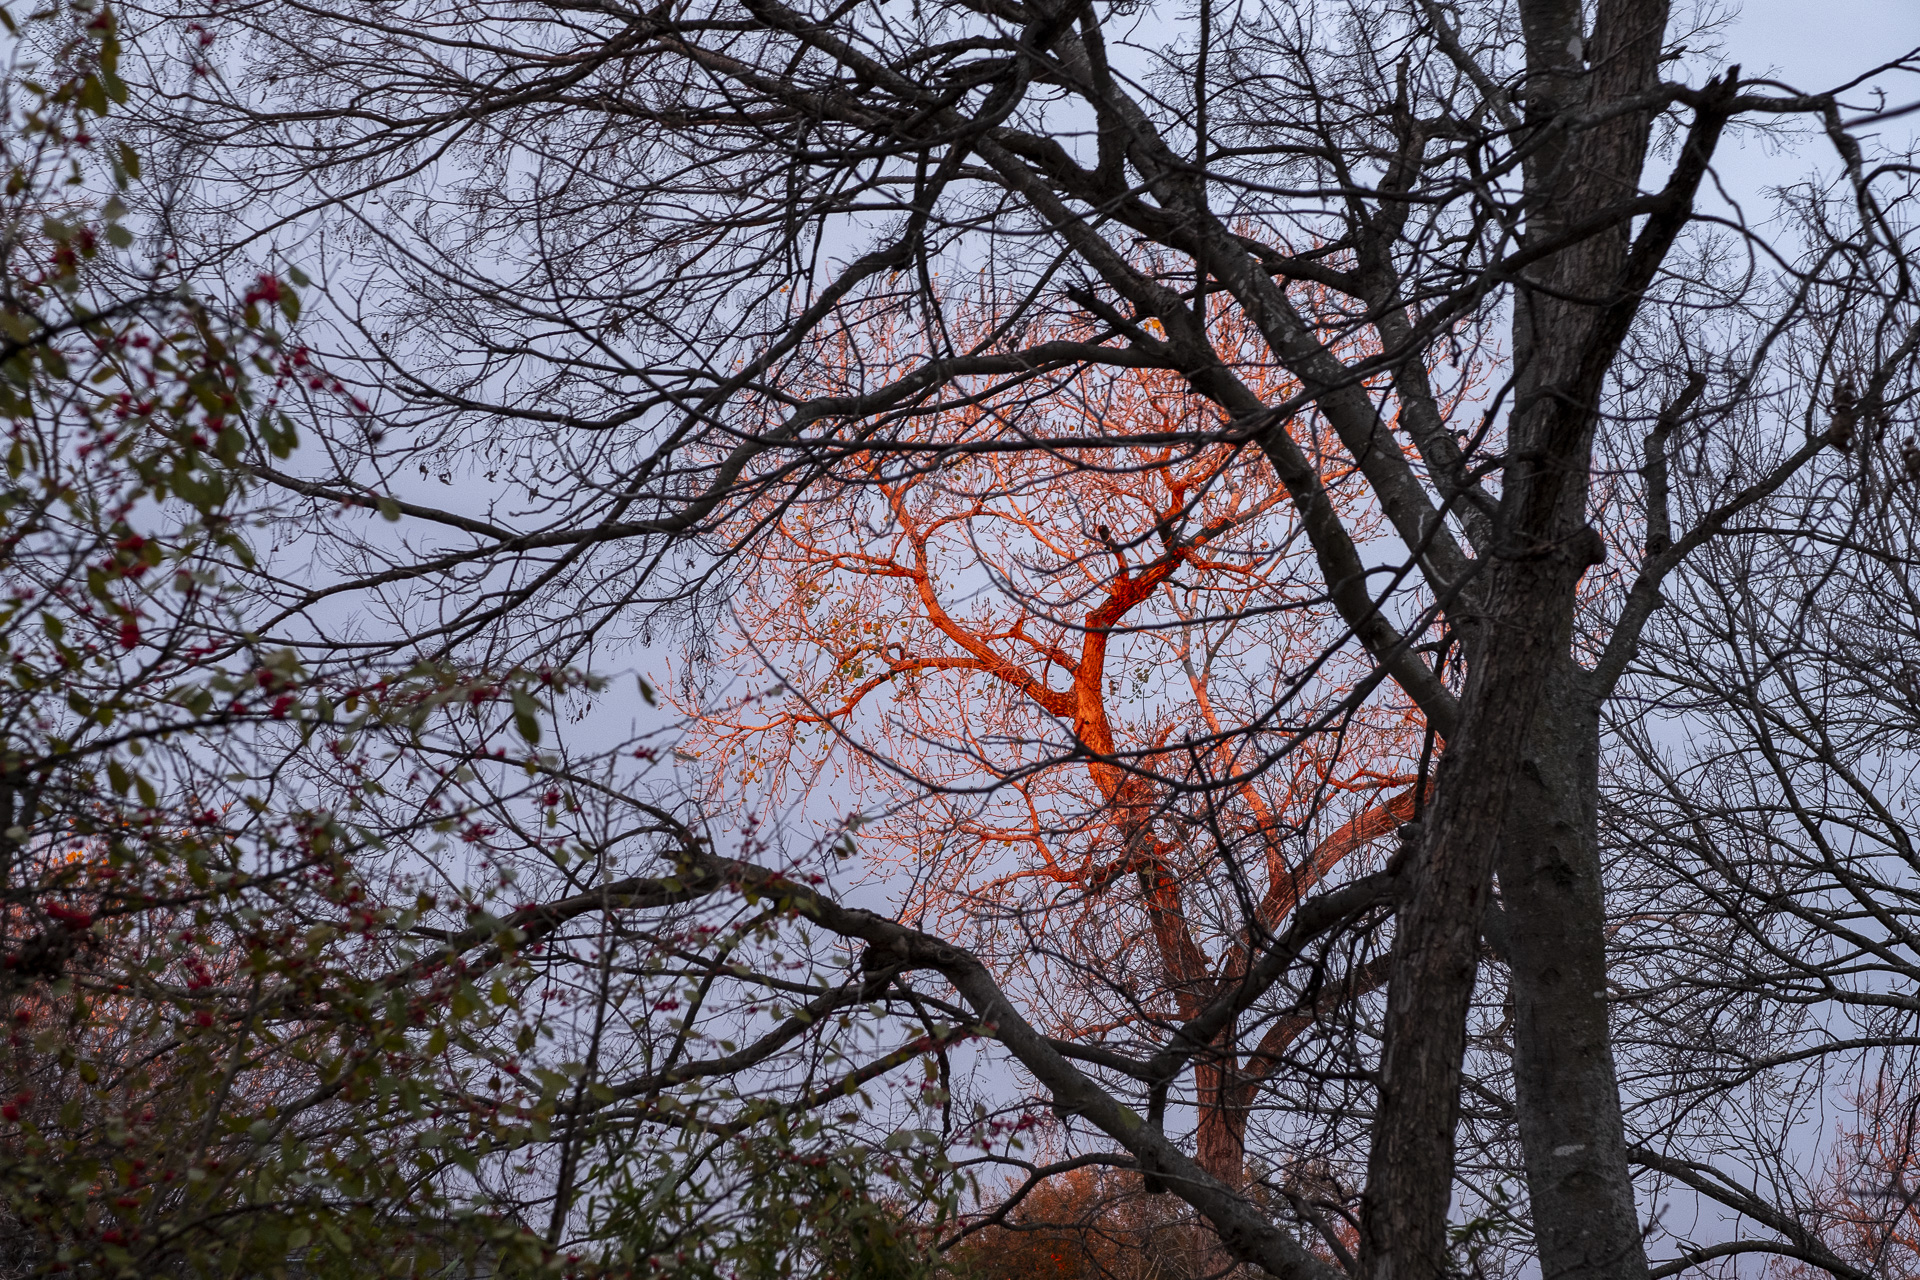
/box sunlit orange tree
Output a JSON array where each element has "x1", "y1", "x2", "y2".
[
  {"x1": 1805, "y1": 1073, "x2": 1920, "y2": 1278},
  {"x1": 942, "y1": 1165, "x2": 1196, "y2": 1278},
  {"x1": 686, "y1": 308, "x2": 1439, "y2": 1202}
]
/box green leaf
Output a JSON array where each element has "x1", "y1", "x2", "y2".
[
  {"x1": 509, "y1": 688, "x2": 541, "y2": 745},
  {"x1": 75, "y1": 76, "x2": 108, "y2": 117}
]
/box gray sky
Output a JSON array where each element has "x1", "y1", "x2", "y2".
[
  {"x1": 1728, "y1": 0, "x2": 1920, "y2": 92},
  {"x1": 1722, "y1": 0, "x2": 1920, "y2": 178}
]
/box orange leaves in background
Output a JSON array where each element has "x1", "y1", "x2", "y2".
[
  {"x1": 1778, "y1": 1072, "x2": 1920, "y2": 1279},
  {"x1": 943, "y1": 1168, "x2": 1197, "y2": 1280}
]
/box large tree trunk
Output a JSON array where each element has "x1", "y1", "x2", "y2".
[
  {"x1": 1357, "y1": 546, "x2": 1596, "y2": 1280},
  {"x1": 1194, "y1": 1061, "x2": 1253, "y2": 1279},
  {"x1": 1356, "y1": 1, "x2": 1679, "y2": 1276},
  {"x1": 1497, "y1": 661, "x2": 1646, "y2": 1280}
]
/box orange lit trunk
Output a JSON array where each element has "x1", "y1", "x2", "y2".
[{"x1": 1195, "y1": 1055, "x2": 1250, "y2": 1185}]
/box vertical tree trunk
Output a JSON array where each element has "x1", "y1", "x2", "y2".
[
  {"x1": 1357, "y1": 2, "x2": 1678, "y2": 1276},
  {"x1": 1356, "y1": 546, "x2": 1596, "y2": 1280},
  {"x1": 1193, "y1": 1060, "x2": 1253, "y2": 1279},
  {"x1": 1498, "y1": 662, "x2": 1646, "y2": 1280},
  {"x1": 1195, "y1": 1056, "x2": 1249, "y2": 1185}
]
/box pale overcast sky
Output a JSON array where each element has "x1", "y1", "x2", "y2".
[
  {"x1": 1724, "y1": 0, "x2": 1920, "y2": 161},
  {"x1": 1728, "y1": 0, "x2": 1920, "y2": 92},
  {"x1": 1679, "y1": 2, "x2": 1919, "y2": 265}
]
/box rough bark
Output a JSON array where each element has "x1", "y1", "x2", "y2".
[
  {"x1": 1358, "y1": 2, "x2": 1681, "y2": 1274},
  {"x1": 1195, "y1": 1051, "x2": 1251, "y2": 1187},
  {"x1": 1358, "y1": 533, "x2": 1599, "y2": 1280},
  {"x1": 1498, "y1": 660, "x2": 1646, "y2": 1280}
]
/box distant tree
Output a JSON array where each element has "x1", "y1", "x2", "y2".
[
  {"x1": 1599, "y1": 371, "x2": 1920, "y2": 1280},
  {"x1": 687, "y1": 312, "x2": 1428, "y2": 1191}
]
